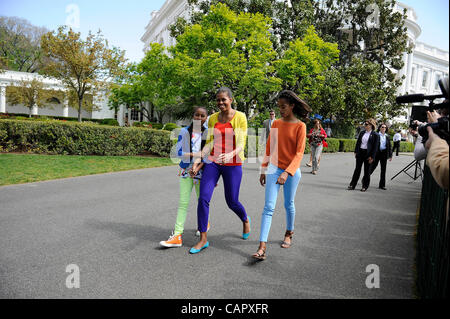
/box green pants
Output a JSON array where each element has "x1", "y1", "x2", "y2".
[{"x1": 174, "y1": 177, "x2": 200, "y2": 235}]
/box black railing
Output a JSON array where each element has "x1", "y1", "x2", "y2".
[{"x1": 416, "y1": 164, "x2": 449, "y2": 298}]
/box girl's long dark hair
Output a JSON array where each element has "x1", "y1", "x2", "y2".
[{"x1": 278, "y1": 91, "x2": 310, "y2": 122}]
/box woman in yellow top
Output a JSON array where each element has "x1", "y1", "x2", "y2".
[{"x1": 189, "y1": 87, "x2": 250, "y2": 254}]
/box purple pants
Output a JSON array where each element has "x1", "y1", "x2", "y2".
[{"x1": 197, "y1": 162, "x2": 248, "y2": 232}]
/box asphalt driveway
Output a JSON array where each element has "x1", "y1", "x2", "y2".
[{"x1": 0, "y1": 153, "x2": 421, "y2": 298}]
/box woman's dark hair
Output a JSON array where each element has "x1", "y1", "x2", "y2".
[
  {"x1": 216, "y1": 86, "x2": 233, "y2": 99},
  {"x1": 377, "y1": 123, "x2": 387, "y2": 133},
  {"x1": 278, "y1": 90, "x2": 310, "y2": 121}
]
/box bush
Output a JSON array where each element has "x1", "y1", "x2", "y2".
[
  {"x1": 150, "y1": 122, "x2": 164, "y2": 130},
  {"x1": 322, "y1": 138, "x2": 340, "y2": 153},
  {"x1": 100, "y1": 118, "x2": 119, "y2": 126},
  {"x1": 0, "y1": 113, "x2": 104, "y2": 123},
  {"x1": 0, "y1": 120, "x2": 172, "y2": 157},
  {"x1": 399, "y1": 141, "x2": 415, "y2": 152},
  {"x1": 339, "y1": 139, "x2": 357, "y2": 152},
  {"x1": 162, "y1": 123, "x2": 179, "y2": 131},
  {"x1": 132, "y1": 121, "x2": 152, "y2": 128},
  {"x1": 304, "y1": 142, "x2": 310, "y2": 154}
]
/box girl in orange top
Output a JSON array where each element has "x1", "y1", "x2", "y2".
[{"x1": 252, "y1": 90, "x2": 311, "y2": 260}]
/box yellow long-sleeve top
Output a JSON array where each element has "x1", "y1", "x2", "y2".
[
  {"x1": 261, "y1": 119, "x2": 307, "y2": 176},
  {"x1": 205, "y1": 111, "x2": 248, "y2": 163}
]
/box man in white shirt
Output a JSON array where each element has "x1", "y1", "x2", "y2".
[
  {"x1": 392, "y1": 130, "x2": 402, "y2": 156},
  {"x1": 325, "y1": 124, "x2": 332, "y2": 137}
]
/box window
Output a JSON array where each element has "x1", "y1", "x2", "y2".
[
  {"x1": 435, "y1": 74, "x2": 441, "y2": 90},
  {"x1": 422, "y1": 70, "x2": 428, "y2": 88},
  {"x1": 130, "y1": 109, "x2": 139, "y2": 121}
]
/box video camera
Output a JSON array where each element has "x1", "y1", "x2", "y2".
[{"x1": 396, "y1": 77, "x2": 449, "y2": 144}]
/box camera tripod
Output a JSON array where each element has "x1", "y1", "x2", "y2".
[{"x1": 391, "y1": 159, "x2": 423, "y2": 182}]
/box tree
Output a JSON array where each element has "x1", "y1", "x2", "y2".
[
  {"x1": 0, "y1": 16, "x2": 49, "y2": 73},
  {"x1": 313, "y1": 0, "x2": 411, "y2": 123},
  {"x1": 174, "y1": 0, "x2": 316, "y2": 53},
  {"x1": 109, "y1": 81, "x2": 149, "y2": 122},
  {"x1": 40, "y1": 26, "x2": 127, "y2": 122},
  {"x1": 181, "y1": 0, "x2": 411, "y2": 124},
  {"x1": 137, "y1": 43, "x2": 182, "y2": 123},
  {"x1": 276, "y1": 25, "x2": 339, "y2": 100},
  {"x1": 171, "y1": 3, "x2": 282, "y2": 116},
  {"x1": 6, "y1": 78, "x2": 55, "y2": 117}
]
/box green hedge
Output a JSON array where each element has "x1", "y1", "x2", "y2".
[
  {"x1": 0, "y1": 120, "x2": 172, "y2": 157},
  {"x1": 243, "y1": 135, "x2": 414, "y2": 156},
  {"x1": 100, "y1": 118, "x2": 119, "y2": 126},
  {"x1": 0, "y1": 113, "x2": 105, "y2": 123},
  {"x1": 339, "y1": 139, "x2": 358, "y2": 152},
  {"x1": 162, "y1": 123, "x2": 179, "y2": 132},
  {"x1": 399, "y1": 141, "x2": 415, "y2": 152},
  {"x1": 323, "y1": 138, "x2": 340, "y2": 153},
  {"x1": 0, "y1": 120, "x2": 415, "y2": 158}
]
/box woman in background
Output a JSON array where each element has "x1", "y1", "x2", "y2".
[
  {"x1": 348, "y1": 118, "x2": 379, "y2": 192},
  {"x1": 369, "y1": 123, "x2": 392, "y2": 190},
  {"x1": 306, "y1": 119, "x2": 327, "y2": 175}
]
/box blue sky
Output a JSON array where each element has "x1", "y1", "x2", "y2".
[{"x1": 0, "y1": 0, "x2": 448, "y2": 63}]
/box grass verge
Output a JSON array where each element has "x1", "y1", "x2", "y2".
[{"x1": 0, "y1": 153, "x2": 177, "y2": 186}]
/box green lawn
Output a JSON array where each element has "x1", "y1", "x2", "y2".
[{"x1": 0, "y1": 153, "x2": 177, "y2": 186}]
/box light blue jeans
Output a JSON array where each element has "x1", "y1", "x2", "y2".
[{"x1": 259, "y1": 164, "x2": 301, "y2": 242}]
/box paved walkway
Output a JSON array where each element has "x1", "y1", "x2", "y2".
[{"x1": 0, "y1": 153, "x2": 421, "y2": 298}]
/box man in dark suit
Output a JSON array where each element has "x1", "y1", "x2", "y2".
[
  {"x1": 369, "y1": 123, "x2": 393, "y2": 190},
  {"x1": 348, "y1": 118, "x2": 380, "y2": 192},
  {"x1": 262, "y1": 109, "x2": 276, "y2": 141}
]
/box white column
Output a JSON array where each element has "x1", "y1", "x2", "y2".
[
  {"x1": 63, "y1": 95, "x2": 69, "y2": 117},
  {"x1": 404, "y1": 49, "x2": 413, "y2": 93},
  {"x1": 0, "y1": 85, "x2": 6, "y2": 113},
  {"x1": 415, "y1": 65, "x2": 422, "y2": 91},
  {"x1": 398, "y1": 50, "x2": 409, "y2": 94},
  {"x1": 428, "y1": 69, "x2": 435, "y2": 94}
]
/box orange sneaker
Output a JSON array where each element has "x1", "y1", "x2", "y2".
[{"x1": 159, "y1": 232, "x2": 182, "y2": 248}]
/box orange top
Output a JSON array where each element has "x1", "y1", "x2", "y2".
[
  {"x1": 209, "y1": 121, "x2": 241, "y2": 166},
  {"x1": 261, "y1": 119, "x2": 307, "y2": 176}
]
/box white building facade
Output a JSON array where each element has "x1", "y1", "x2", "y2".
[
  {"x1": 0, "y1": 70, "x2": 125, "y2": 125},
  {"x1": 394, "y1": 2, "x2": 449, "y2": 124},
  {"x1": 141, "y1": 0, "x2": 449, "y2": 125},
  {"x1": 141, "y1": 0, "x2": 190, "y2": 53}
]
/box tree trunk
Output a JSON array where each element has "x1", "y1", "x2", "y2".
[
  {"x1": 156, "y1": 111, "x2": 164, "y2": 124},
  {"x1": 150, "y1": 103, "x2": 154, "y2": 121},
  {"x1": 78, "y1": 98, "x2": 82, "y2": 122}
]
